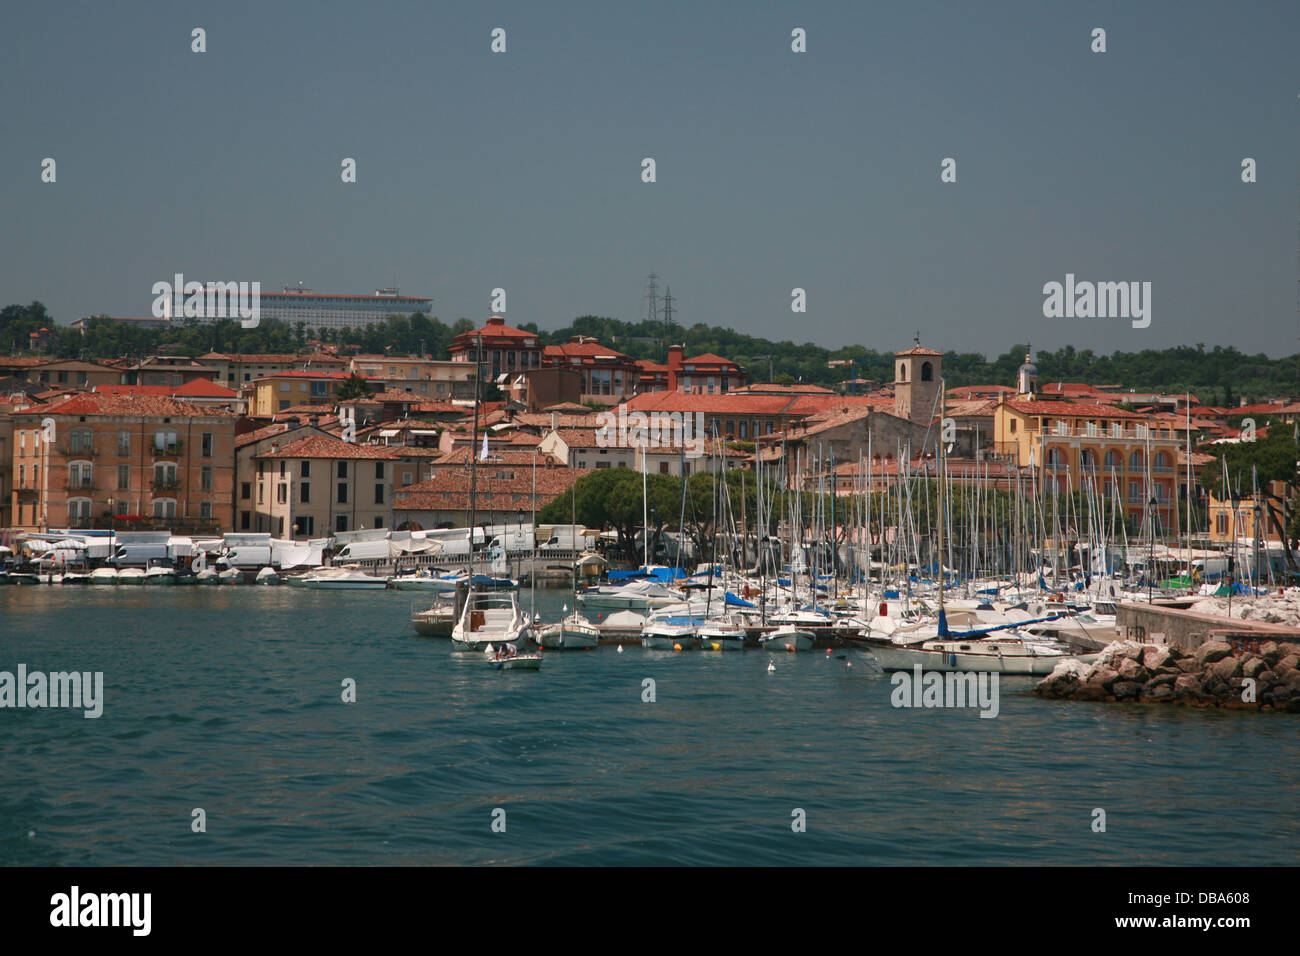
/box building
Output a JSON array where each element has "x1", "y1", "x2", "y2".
[
  {"x1": 250, "y1": 434, "x2": 422, "y2": 538},
  {"x1": 120, "y1": 355, "x2": 220, "y2": 387},
  {"x1": 448, "y1": 316, "x2": 543, "y2": 382},
  {"x1": 252, "y1": 286, "x2": 432, "y2": 331},
  {"x1": 892, "y1": 341, "x2": 943, "y2": 426},
  {"x1": 542, "y1": 337, "x2": 640, "y2": 401},
  {"x1": 9, "y1": 393, "x2": 236, "y2": 532},
  {"x1": 538, "y1": 428, "x2": 636, "y2": 470},
  {"x1": 348, "y1": 354, "x2": 476, "y2": 400},
  {"x1": 69, "y1": 315, "x2": 174, "y2": 333},
  {"x1": 392, "y1": 458, "x2": 591, "y2": 529},
  {"x1": 245, "y1": 371, "x2": 379, "y2": 416},
  {"x1": 195, "y1": 351, "x2": 348, "y2": 387},
  {"x1": 1207, "y1": 482, "x2": 1288, "y2": 549},
  {"x1": 664, "y1": 345, "x2": 746, "y2": 394},
  {"x1": 0, "y1": 356, "x2": 121, "y2": 390}
]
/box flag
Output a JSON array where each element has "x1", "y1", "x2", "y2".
[{"x1": 479, "y1": 432, "x2": 489, "y2": 461}]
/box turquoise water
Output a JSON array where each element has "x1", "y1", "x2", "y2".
[{"x1": 2, "y1": 587, "x2": 1297, "y2": 866}]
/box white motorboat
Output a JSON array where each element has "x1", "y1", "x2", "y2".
[
  {"x1": 218, "y1": 567, "x2": 243, "y2": 585},
  {"x1": 535, "y1": 608, "x2": 601, "y2": 650},
  {"x1": 255, "y1": 566, "x2": 280, "y2": 585},
  {"x1": 301, "y1": 567, "x2": 387, "y2": 590},
  {"x1": 864, "y1": 634, "x2": 1093, "y2": 675},
  {"x1": 578, "y1": 578, "x2": 682, "y2": 615},
  {"x1": 196, "y1": 568, "x2": 220, "y2": 585},
  {"x1": 143, "y1": 560, "x2": 177, "y2": 585},
  {"x1": 485, "y1": 644, "x2": 543, "y2": 671},
  {"x1": 641, "y1": 617, "x2": 699, "y2": 650},
  {"x1": 116, "y1": 567, "x2": 146, "y2": 585},
  {"x1": 390, "y1": 569, "x2": 462, "y2": 593},
  {"x1": 696, "y1": 621, "x2": 748, "y2": 651},
  {"x1": 451, "y1": 589, "x2": 528, "y2": 651},
  {"x1": 760, "y1": 626, "x2": 814, "y2": 652},
  {"x1": 61, "y1": 570, "x2": 91, "y2": 585}
]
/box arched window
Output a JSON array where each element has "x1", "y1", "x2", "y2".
[
  {"x1": 66, "y1": 497, "x2": 92, "y2": 521},
  {"x1": 152, "y1": 498, "x2": 176, "y2": 519},
  {"x1": 1104, "y1": 450, "x2": 1121, "y2": 469},
  {"x1": 1081, "y1": 449, "x2": 1098, "y2": 470},
  {"x1": 67, "y1": 460, "x2": 93, "y2": 491},
  {"x1": 1129, "y1": 450, "x2": 1144, "y2": 470},
  {"x1": 1153, "y1": 451, "x2": 1171, "y2": 471},
  {"x1": 897, "y1": 362, "x2": 907, "y2": 383},
  {"x1": 920, "y1": 362, "x2": 933, "y2": 382}
]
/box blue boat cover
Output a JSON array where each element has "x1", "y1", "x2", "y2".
[{"x1": 724, "y1": 591, "x2": 756, "y2": 607}]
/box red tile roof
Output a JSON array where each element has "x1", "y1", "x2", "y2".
[
  {"x1": 255, "y1": 435, "x2": 405, "y2": 460},
  {"x1": 17, "y1": 392, "x2": 235, "y2": 418},
  {"x1": 1002, "y1": 400, "x2": 1143, "y2": 419}
]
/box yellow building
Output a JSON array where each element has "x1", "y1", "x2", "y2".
[
  {"x1": 1208, "y1": 483, "x2": 1287, "y2": 547},
  {"x1": 245, "y1": 371, "x2": 377, "y2": 417}
]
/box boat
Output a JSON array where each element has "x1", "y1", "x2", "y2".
[
  {"x1": 116, "y1": 567, "x2": 145, "y2": 585},
  {"x1": 641, "y1": 616, "x2": 699, "y2": 650},
  {"x1": 535, "y1": 607, "x2": 601, "y2": 650},
  {"x1": 390, "y1": 569, "x2": 463, "y2": 593},
  {"x1": 61, "y1": 570, "x2": 91, "y2": 584},
  {"x1": 143, "y1": 559, "x2": 178, "y2": 585},
  {"x1": 578, "y1": 578, "x2": 682, "y2": 615},
  {"x1": 301, "y1": 567, "x2": 387, "y2": 590},
  {"x1": 218, "y1": 567, "x2": 243, "y2": 585},
  {"x1": 485, "y1": 644, "x2": 542, "y2": 671},
  {"x1": 255, "y1": 566, "x2": 280, "y2": 585},
  {"x1": 760, "y1": 626, "x2": 814, "y2": 652},
  {"x1": 696, "y1": 621, "x2": 748, "y2": 651},
  {"x1": 863, "y1": 633, "x2": 1093, "y2": 675},
  {"x1": 411, "y1": 601, "x2": 457, "y2": 637},
  {"x1": 196, "y1": 568, "x2": 220, "y2": 585},
  {"x1": 451, "y1": 588, "x2": 529, "y2": 651}
]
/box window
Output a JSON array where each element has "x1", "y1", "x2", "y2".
[
  {"x1": 201, "y1": 466, "x2": 213, "y2": 491},
  {"x1": 375, "y1": 516, "x2": 384, "y2": 528},
  {"x1": 301, "y1": 461, "x2": 310, "y2": 478},
  {"x1": 241, "y1": 511, "x2": 251, "y2": 530},
  {"x1": 336, "y1": 515, "x2": 348, "y2": 532},
  {"x1": 920, "y1": 362, "x2": 933, "y2": 382},
  {"x1": 67, "y1": 497, "x2": 91, "y2": 520},
  {"x1": 118, "y1": 431, "x2": 130, "y2": 455},
  {"x1": 1216, "y1": 514, "x2": 1228, "y2": 535},
  {"x1": 660, "y1": 461, "x2": 670, "y2": 474},
  {"x1": 294, "y1": 516, "x2": 315, "y2": 537},
  {"x1": 375, "y1": 462, "x2": 385, "y2": 479},
  {"x1": 402, "y1": 471, "x2": 413, "y2": 486},
  {"x1": 258, "y1": 481, "x2": 264, "y2": 504},
  {"x1": 337, "y1": 462, "x2": 347, "y2": 478},
  {"x1": 277, "y1": 483, "x2": 287, "y2": 504},
  {"x1": 301, "y1": 482, "x2": 310, "y2": 503},
  {"x1": 1129, "y1": 451, "x2": 1143, "y2": 470},
  {"x1": 279, "y1": 461, "x2": 286, "y2": 477},
  {"x1": 153, "y1": 498, "x2": 176, "y2": 518},
  {"x1": 337, "y1": 482, "x2": 348, "y2": 504},
  {"x1": 201, "y1": 433, "x2": 213, "y2": 457},
  {"x1": 69, "y1": 428, "x2": 94, "y2": 455},
  {"x1": 374, "y1": 484, "x2": 384, "y2": 504},
  {"x1": 199, "y1": 501, "x2": 212, "y2": 519},
  {"x1": 117, "y1": 464, "x2": 129, "y2": 489},
  {"x1": 153, "y1": 463, "x2": 177, "y2": 489},
  {"x1": 280, "y1": 382, "x2": 291, "y2": 392},
  {"x1": 1010, "y1": 419, "x2": 1017, "y2": 434},
  {"x1": 241, "y1": 482, "x2": 251, "y2": 500}
]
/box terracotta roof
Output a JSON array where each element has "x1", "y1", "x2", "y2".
[
  {"x1": 255, "y1": 435, "x2": 405, "y2": 460},
  {"x1": 1002, "y1": 400, "x2": 1143, "y2": 419},
  {"x1": 253, "y1": 370, "x2": 375, "y2": 381},
  {"x1": 95, "y1": 380, "x2": 239, "y2": 398},
  {"x1": 235, "y1": 421, "x2": 295, "y2": 449},
  {"x1": 680, "y1": 352, "x2": 740, "y2": 367},
  {"x1": 543, "y1": 340, "x2": 633, "y2": 360},
  {"x1": 893, "y1": 345, "x2": 943, "y2": 357},
  {"x1": 16, "y1": 392, "x2": 235, "y2": 418}
]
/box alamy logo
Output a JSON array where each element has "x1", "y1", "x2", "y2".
[
  {"x1": 0, "y1": 665, "x2": 103, "y2": 718},
  {"x1": 890, "y1": 664, "x2": 999, "y2": 718},
  {"x1": 151, "y1": 273, "x2": 261, "y2": 328},
  {"x1": 50, "y1": 886, "x2": 150, "y2": 936},
  {"x1": 595, "y1": 404, "x2": 706, "y2": 459},
  {"x1": 1042, "y1": 273, "x2": 1150, "y2": 329}
]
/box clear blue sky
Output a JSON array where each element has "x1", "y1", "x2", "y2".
[{"x1": 2, "y1": 0, "x2": 1297, "y2": 356}]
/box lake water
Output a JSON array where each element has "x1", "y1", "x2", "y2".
[{"x1": 2, "y1": 586, "x2": 1297, "y2": 865}]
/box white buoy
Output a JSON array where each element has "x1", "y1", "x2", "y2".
[
  {"x1": 617, "y1": 645, "x2": 624, "y2": 654},
  {"x1": 767, "y1": 660, "x2": 776, "y2": 674}
]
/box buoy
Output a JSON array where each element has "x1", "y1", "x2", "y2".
[
  {"x1": 617, "y1": 645, "x2": 623, "y2": 653},
  {"x1": 711, "y1": 642, "x2": 720, "y2": 651},
  {"x1": 846, "y1": 661, "x2": 853, "y2": 668},
  {"x1": 767, "y1": 660, "x2": 776, "y2": 673},
  {"x1": 825, "y1": 648, "x2": 832, "y2": 655},
  {"x1": 673, "y1": 643, "x2": 682, "y2": 651},
  {"x1": 786, "y1": 645, "x2": 795, "y2": 653}
]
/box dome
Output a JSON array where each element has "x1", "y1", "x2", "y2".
[{"x1": 1018, "y1": 360, "x2": 1038, "y2": 377}]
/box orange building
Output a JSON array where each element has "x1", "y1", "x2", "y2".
[{"x1": 10, "y1": 393, "x2": 237, "y2": 532}]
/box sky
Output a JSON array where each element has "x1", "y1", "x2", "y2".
[{"x1": 2, "y1": 0, "x2": 1297, "y2": 358}]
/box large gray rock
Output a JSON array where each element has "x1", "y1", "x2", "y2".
[
  {"x1": 1259, "y1": 641, "x2": 1281, "y2": 664},
  {"x1": 1145, "y1": 672, "x2": 1177, "y2": 688},
  {"x1": 1176, "y1": 658, "x2": 1201, "y2": 673},
  {"x1": 1242, "y1": 656, "x2": 1268, "y2": 679},
  {"x1": 1142, "y1": 646, "x2": 1174, "y2": 670},
  {"x1": 1195, "y1": 641, "x2": 1233, "y2": 666},
  {"x1": 1087, "y1": 666, "x2": 1121, "y2": 691},
  {"x1": 1112, "y1": 681, "x2": 1143, "y2": 700},
  {"x1": 1209, "y1": 656, "x2": 1243, "y2": 682},
  {"x1": 1276, "y1": 653, "x2": 1300, "y2": 675},
  {"x1": 1117, "y1": 658, "x2": 1150, "y2": 683},
  {"x1": 1142, "y1": 683, "x2": 1175, "y2": 702},
  {"x1": 1173, "y1": 673, "x2": 1204, "y2": 701},
  {"x1": 1257, "y1": 669, "x2": 1279, "y2": 690}
]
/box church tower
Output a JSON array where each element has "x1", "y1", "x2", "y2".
[
  {"x1": 1017, "y1": 344, "x2": 1038, "y2": 399},
  {"x1": 893, "y1": 337, "x2": 943, "y2": 426}
]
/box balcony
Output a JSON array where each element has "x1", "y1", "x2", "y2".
[
  {"x1": 152, "y1": 477, "x2": 182, "y2": 492},
  {"x1": 64, "y1": 477, "x2": 96, "y2": 491},
  {"x1": 150, "y1": 440, "x2": 184, "y2": 459},
  {"x1": 61, "y1": 442, "x2": 96, "y2": 458}
]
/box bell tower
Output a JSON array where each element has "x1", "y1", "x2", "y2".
[
  {"x1": 1017, "y1": 344, "x2": 1039, "y2": 398},
  {"x1": 893, "y1": 335, "x2": 943, "y2": 426}
]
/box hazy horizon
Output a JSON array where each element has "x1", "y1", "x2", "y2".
[{"x1": 3, "y1": 1, "x2": 1297, "y2": 359}]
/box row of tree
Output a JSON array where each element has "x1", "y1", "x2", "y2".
[{"x1": 5, "y1": 300, "x2": 1298, "y2": 402}]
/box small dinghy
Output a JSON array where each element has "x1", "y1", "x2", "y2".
[
  {"x1": 485, "y1": 643, "x2": 542, "y2": 671},
  {"x1": 760, "y1": 626, "x2": 814, "y2": 652}
]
